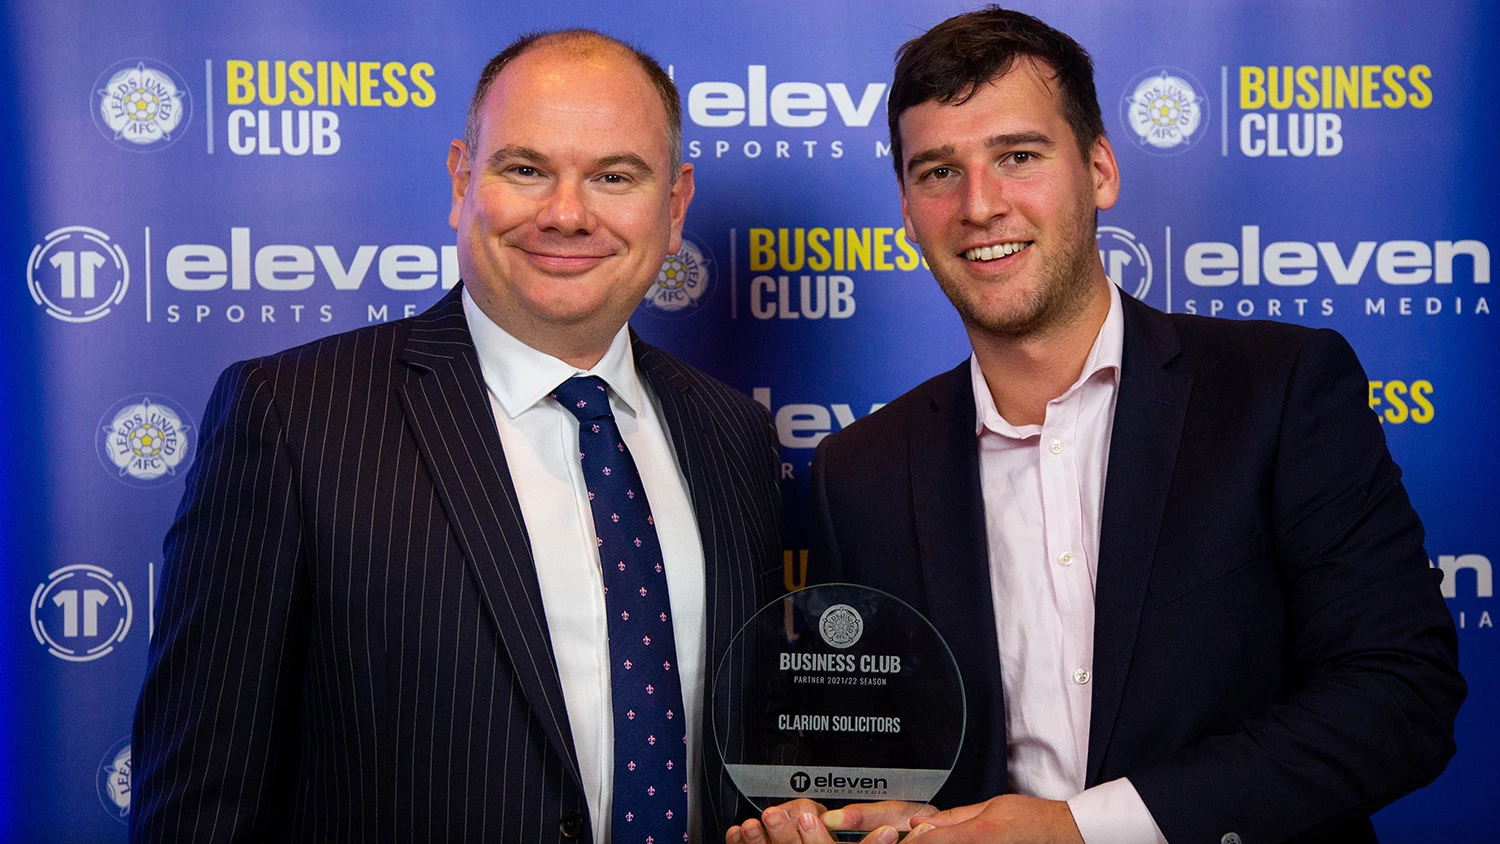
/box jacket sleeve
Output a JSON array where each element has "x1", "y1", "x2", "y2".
[
  {"x1": 131, "y1": 360, "x2": 309, "y2": 843},
  {"x1": 1130, "y1": 328, "x2": 1465, "y2": 842}
]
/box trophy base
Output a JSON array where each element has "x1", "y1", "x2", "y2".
[{"x1": 830, "y1": 831, "x2": 917, "y2": 842}]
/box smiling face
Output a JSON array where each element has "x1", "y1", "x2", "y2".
[
  {"x1": 448, "y1": 39, "x2": 693, "y2": 364},
  {"x1": 898, "y1": 59, "x2": 1118, "y2": 342}
]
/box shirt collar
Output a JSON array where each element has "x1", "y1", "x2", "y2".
[
  {"x1": 462, "y1": 287, "x2": 644, "y2": 420},
  {"x1": 971, "y1": 281, "x2": 1125, "y2": 437}
]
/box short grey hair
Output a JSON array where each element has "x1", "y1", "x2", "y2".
[{"x1": 462, "y1": 29, "x2": 683, "y2": 179}]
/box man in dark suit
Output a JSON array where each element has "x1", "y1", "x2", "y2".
[
  {"x1": 133, "y1": 30, "x2": 781, "y2": 843},
  {"x1": 730, "y1": 8, "x2": 1462, "y2": 844}
]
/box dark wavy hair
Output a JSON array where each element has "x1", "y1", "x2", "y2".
[{"x1": 887, "y1": 6, "x2": 1105, "y2": 181}]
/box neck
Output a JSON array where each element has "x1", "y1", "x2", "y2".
[
  {"x1": 969, "y1": 276, "x2": 1111, "y2": 427},
  {"x1": 470, "y1": 290, "x2": 620, "y2": 371}
]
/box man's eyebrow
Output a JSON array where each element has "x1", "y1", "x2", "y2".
[
  {"x1": 486, "y1": 145, "x2": 548, "y2": 170},
  {"x1": 595, "y1": 153, "x2": 655, "y2": 177},
  {"x1": 986, "y1": 131, "x2": 1055, "y2": 149},
  {"x1": 905, "y1": 131, "x2": 1060, "y2": 177},
  {"x1": 483, "y1": 147, "x2": 656, "y2": 179},
  {"x1": 905, "y1": 144, "x2": 956, "y2": 177}
]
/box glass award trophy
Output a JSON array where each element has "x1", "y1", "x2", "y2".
[{"x1": 712, "y1": 583, "x2": 965, "y2": 834}]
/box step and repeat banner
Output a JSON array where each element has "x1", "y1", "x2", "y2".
[{"x1": 2, "y1": 0, "x2": 1495, "y2": 840}]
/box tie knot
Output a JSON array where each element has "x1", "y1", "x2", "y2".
[{"x1": 552, "y1": 375, "x2": 614, "y2": 422}]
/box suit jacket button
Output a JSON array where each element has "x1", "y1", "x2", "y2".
[
  {"x1": 559, "y1": 811, "x2": 586, "y2": 839},
  {"x1": 1221, "y1": 834, "x2": 1242, "y2": 844}
]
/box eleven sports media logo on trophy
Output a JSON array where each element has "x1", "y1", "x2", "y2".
[
  {"x1": 639, "y1": 231, "x2": 716, "y2": 318},
  {"x1": 1120, "y1": 66, "x2": 1210, "y2": 155},
  {"x1": 92, "y1": 58, "x2": 193, "y2": 151},
  {"x1": 96, "y1": 394, "x2": 195, "y2": 487}
]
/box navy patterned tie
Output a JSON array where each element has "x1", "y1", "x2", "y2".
[{"x1": 552, "y1": 375, "x2": 689, "y2": 844}]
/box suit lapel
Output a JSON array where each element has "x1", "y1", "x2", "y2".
[
  {"x1": 632, "y1": 340, "x2": 738, "y2": 661},
  {"x1": 632, "y1": 338, "x2": 756, "y2": 828},
  {"x1": 1086, "y1": 295, "x2": 1192, "y2": 785},
  {"x1": 394, "y1": 287, "x2": 582, "y2": 786},
  {"x1": 910, "y1": 363, "x2": 1010, "y2": 798}
]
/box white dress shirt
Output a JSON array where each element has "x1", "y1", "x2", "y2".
[
  {"x1": 463, "y1": 290, "x2": 707, "y2": 844},
  {"x1": 972, "y1": 282, "x2": 1168, "y2": 844}
]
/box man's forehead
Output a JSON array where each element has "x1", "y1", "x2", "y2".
[
  {"x1": 468, "y1": 41, "x2": 669, "y2": 157},
  {"x1": 477, "y1": 43, "x2": 663, "y2": 130},
  {"x1": 943, "y1": 59, "x2": 1060, "y2": 113},
  {"x1": 900, "y1": 60, "x2": 1063, "y2": 138},
  {"x1": 489, "y1": 38, "x2": 644, "y2": 100}
]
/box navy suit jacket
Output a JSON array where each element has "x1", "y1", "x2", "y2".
[
  {"x1": 132, "y1": 287, "x2": 782, "y2": 843},
  {"x1": 810, "y1": 293, "x2": 1463, "y2": 843}
]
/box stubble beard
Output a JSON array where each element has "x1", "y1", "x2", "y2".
[{"x1": 932, "y1": 202, "x2": 1100, "y2": 342}]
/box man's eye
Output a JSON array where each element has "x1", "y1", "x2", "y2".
[
  {"x1": 1007, "y1": 152, "x2": 1034, "y2": 165},
  {"x1": 599, "y1": 173, "x2": 630, "y2": 184},
  {"x1": 510, "y1": 166, "x2": 540, "y2": 177},
  {"x1": 924, "y1": 166, "x2": 954, "y2": 181}
]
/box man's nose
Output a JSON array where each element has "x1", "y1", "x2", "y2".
[
  {"x1": 536, "y1": 178, "x2": 595, "y2": 235},
  {"x1": 960, "y1": 171, "x2": 1012, "y2": 226}
]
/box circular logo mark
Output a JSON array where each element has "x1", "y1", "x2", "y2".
[
  {"x1": 28, "y1": 226, "x2": 130, "y2": 323},
  {"x1": 97, "y1": 737, "x2": 132, "y2": 823},
  {"x1": 789, "y1": 771, "x2": 811, "y2": 793},
  {"x1": 1120, "y1": 66, "x2": 1209, "y2": 155},
  {"x1": 641, "y1": 232, "x2": 715, "y2": 317},
  {"x1": 97, "y1": 395, "x2": 194, "y2": 487},
  {"x1": 818, "y1": 604, "x2": 864, "y2": 649},
  {"x1": 31, "y1": 565, "x2": 134, "y2": 662},
  {"x1": 1096, "y1": 226, "x2": 1153, "y2": 300},
  {"x1": 93, "y1": 58, "x2": 192, "y2": 151}
]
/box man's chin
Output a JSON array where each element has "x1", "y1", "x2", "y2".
[{"x1": 936, "y1": 283, "x2": 1051, "y2": 339}]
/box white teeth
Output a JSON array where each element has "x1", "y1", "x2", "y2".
[{"x1": 966, "y1": 242, "x2": 1030, "y2": 261}]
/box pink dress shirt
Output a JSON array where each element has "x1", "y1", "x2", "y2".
[{"x1": 971, "y1": 283, "x2": 1168, "y2": 844}]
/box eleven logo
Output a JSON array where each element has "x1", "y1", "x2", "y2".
[
  {"x1": 97, "y1": 394, "x2": 195, "y2": 486},
  {"x1": 31, "y1": 564, "x2": 133, "y2": 662},
  {"x1": 93, "y1": 58, "x2": 193, "y2": 151},
  {"x1": 1119, "y1": 66, "x2": 1210, "y2": 155},
  {"x1": 1097, "y1": 226, "x2": 1153, "y2": 300},
  {"x1": 27, "y1": 226, "x2": 130, "y2": 323}
]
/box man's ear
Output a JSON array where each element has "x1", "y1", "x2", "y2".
[
  {"x1": 447, "y1": 139, "x2": 471, "y2": 231},
  {"x1": 1091, "y1": 136, "x2": 1120, "y2": 211},
  {"x1": 666, "y1": 163, "x2": 696, "y2": 254}
]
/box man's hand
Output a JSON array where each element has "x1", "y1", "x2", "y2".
[
  {"x1": 904, "y1": 795, "x2": 1084, "y2": 844},
  {"x1": 821, "y1": 801, "x2": 935, "y2": 833},
  {"x1": 726, "y1": 800, "x2": 933, "y2": 844}
]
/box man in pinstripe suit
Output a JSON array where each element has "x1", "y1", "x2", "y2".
[{"x1": 132, "y1": 30, "x2": 782, "y2": 843}]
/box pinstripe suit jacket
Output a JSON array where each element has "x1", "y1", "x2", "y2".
[{"x1": 131, "y1": 287, "x2": 783, "y2": 843}]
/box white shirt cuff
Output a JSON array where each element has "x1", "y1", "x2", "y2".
[{"x1": 1066, "y1": 777, "x2": 1169, "y2": 844}]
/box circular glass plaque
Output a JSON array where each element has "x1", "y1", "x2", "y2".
[{"x1": 712, "y1": 583, "x2": 965, "y2": 810}]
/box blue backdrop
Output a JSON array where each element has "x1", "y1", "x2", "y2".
[{"x1": 2, "y1": 1, "x2": 1494, "y2": 840}]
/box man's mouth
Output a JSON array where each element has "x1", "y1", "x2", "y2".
[
  {"x1": 522, "y1": 249, "x2": 612, "y2": 260},
  {"x1": 962, "y1": 240, "x2": 1033, "y2": 262},
  {"x1": 515, "y1": 246, "x2": 615, "y2": 272}
]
